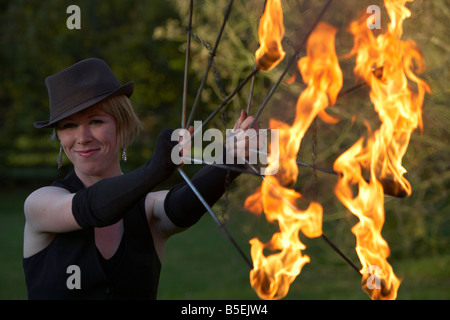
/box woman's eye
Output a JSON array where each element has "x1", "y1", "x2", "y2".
[
  {"x1": 91, "y1": 119, "x2": 103, "y2": 125},
  {"x1": 61, "y1": 123, "x2": 76, "y2": 129}
]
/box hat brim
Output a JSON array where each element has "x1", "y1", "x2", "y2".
[{"x1": 33, "y1": 81, "x2": 134, "y2": 129}]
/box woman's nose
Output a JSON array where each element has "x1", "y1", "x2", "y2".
[{"x1": 76, "y1": 125, "x2": 94, "y2": 144}]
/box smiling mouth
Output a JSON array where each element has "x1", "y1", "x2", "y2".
[{"x1": 76, "y1": 149, "x2": 100, "y2": 158}]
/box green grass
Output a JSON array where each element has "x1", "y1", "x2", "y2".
[
  {"x1": 158, "y1": 214, "x2": 450, "y2": 300},
  {"x1": 1, "y1": 190, "x2": 448, "y2": 300},
  {"x1": 0, "y1": 191, "x2": 28, "y2": 300}
]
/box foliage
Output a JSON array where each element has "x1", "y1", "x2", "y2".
[
  {"x1": 0, "y1": 0, "x2": 190, "y2": 178},
  {"x1": 159, "y1": 0, "x2": 449, "y2": 261}
]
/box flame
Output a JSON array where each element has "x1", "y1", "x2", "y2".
[
  {"x1": 255, "y1": 0, "x2": 286, "y2": 71},
  {"x1": 333, "y1": 0, "x2": 430, "y2": 300},
  {"x1": 245, "y1": 22, "x2": 343, "y2": 300}
]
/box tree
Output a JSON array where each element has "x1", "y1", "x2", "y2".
[{"x1": 0, "y1": 0, "x2": 190, "y2": 182}]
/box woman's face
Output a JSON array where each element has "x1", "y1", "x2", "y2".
[{"x1": 57, "y1": 105, "x2": 121, "y2": 179}]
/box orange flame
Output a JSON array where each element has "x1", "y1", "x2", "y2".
[
  {"x1": 255, "y1": 0, "x2": 286, "y2": 71},
  {"x1": 333, "y1": 0, "x2": 430, "y2": 300},
  {"x1": 245, "y1": 22, "x2": 343, "y2": 300}
]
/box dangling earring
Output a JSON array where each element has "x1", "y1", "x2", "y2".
[
  {"x1": 57, "y1": 144, "x2": 63, "y2": 170},
  {"x1": 121, "y1": 147, "x2": 127, "y2": 162}
]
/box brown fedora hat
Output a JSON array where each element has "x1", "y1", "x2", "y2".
[{"x1": 34, "y1": 58, "x2": 134, "y2": 128}]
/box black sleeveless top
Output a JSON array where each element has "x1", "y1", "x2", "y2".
[{"x1": 23, "y1": 171, "x2": 161, "y2": 300}]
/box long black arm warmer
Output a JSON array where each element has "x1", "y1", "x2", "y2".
[
  {"x1": 163, "y1": 159, "x2": 242, "y2": 228},
  {"x1": 72, "y1": 129, "x2": 178, "y2": 228}
]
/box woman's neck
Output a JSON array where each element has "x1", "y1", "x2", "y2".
[{"x1": 75, "y1": 161, "x2": 123, "y2": 187}]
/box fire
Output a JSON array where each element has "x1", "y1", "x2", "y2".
[
  {"x1": 245, "y1": 22, "x2": 343, "y2": 300},
  {"x1": 333, "y1": 0, "x2": 430, "y2": 300},
  {"x1": 255, "y1": 0, "x2": 286, "y2": 71}
]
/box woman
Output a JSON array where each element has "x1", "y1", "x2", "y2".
[{"x1": 23, "y1": 58, "x2": 257, "y2": 299}]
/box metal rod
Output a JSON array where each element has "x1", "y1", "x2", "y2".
[
  {"x1": 186, "y1": 0, "x2": 235, "y2": 129},
  {"x1": 181, "y1": 0, "x2": 194, "y2": 129},
  {"x1": 181, "y1": 156, "x2": 263, "y2": 176},
  {"x1": 320, "y1": 234, "x2": 361, "y2": 276},
  {"x1": 176, "y1": 0, "x2": 361, "y2": 278},
  {"x1": 337, "y1": 82, "x2": 367, "y2": 99},
  {"x1": 186, "y1": 59, "x2": 213, "y2": 129},
  {"x1": 249, "y1": 0, "x2": 334, "y2": 128},
  {"x1": 249, "y1": 53, "x2": 296, "y2": 128},
  {"x1": 246, "y1": 64, "x2": 258, "y2": 114},
  {"x1": 201, "y1": 67, "x2": 259, "y2": 128},
  {"x1": 177, "y1": 167, "x2": 254, "y2": 269},
  {"x1": 247, "y1": 148, "x2": 337, "y2": 176},
  {"x1": 297, "y1": 160, "x2": 337, "y2": 175},
  {"x1": 261, "y1": 67, "x2": 385, "y2": 128},
  {"x1": 336, "y1": 66, "x2": 383, "y2": 100},
  {"x1": 182, "y1": 152, "x2": 336, "y2": 179},
  {"x1": 178, "y1": 67, "x2": 260, "y2": 151}
]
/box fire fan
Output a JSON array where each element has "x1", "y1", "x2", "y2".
[{"x1": 174, "y1": 0, "x2": 430, "y2": 300}]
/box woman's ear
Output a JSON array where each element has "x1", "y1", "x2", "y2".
[{"x1": 50, "y1": 128, "x2": 59, "y2": 141}]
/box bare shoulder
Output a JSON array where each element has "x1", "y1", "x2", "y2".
[
  {"x1": 25, "y1": 185, "x2": 69, "y2": 207},
  {"x1": 24, "y1": 186, "x2": 80, "y2": 235},
  {"x1": 24, "y1": 186, "x2": 84, "y2": 258}
]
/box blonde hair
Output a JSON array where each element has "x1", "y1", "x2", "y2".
[
  {"x1": 96, "y1": 95, "x2": 142, "y2": 148},
  {"x1": 52, "y1": 95, "x2": 142, "y2": 149}
]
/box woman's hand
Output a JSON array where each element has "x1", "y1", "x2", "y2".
[
  {"x1": 225, "y1": 110, "x2": 262, "y2": 164},
  {"x1": 178, "y1": 125, "x2": 194, "y2": 168}
]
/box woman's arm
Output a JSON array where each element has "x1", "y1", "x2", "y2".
[
  {"x1": 24, "y1": 129, "x2": 178, "y2": 234},
  {"x1": 23, "y1": 186, "x2": 79, "y2": 258},
  {"x1": 24, "y1": 186, "x2": 79, "y2": 233},
  {"x1": 149, "y1": 111, "x2": 259, "y2": 238}
]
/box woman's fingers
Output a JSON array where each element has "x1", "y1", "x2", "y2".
[{"x1": 233, "y1": 110, "x2": 246, "y2": 130}]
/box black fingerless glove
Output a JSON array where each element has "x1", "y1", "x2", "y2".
[
  {"x1": 163, "y1": 151, "x2": 243, "y2": 228},
  {"x1": 72, "y1": 129, "x2": 178, "y2": 228}
]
